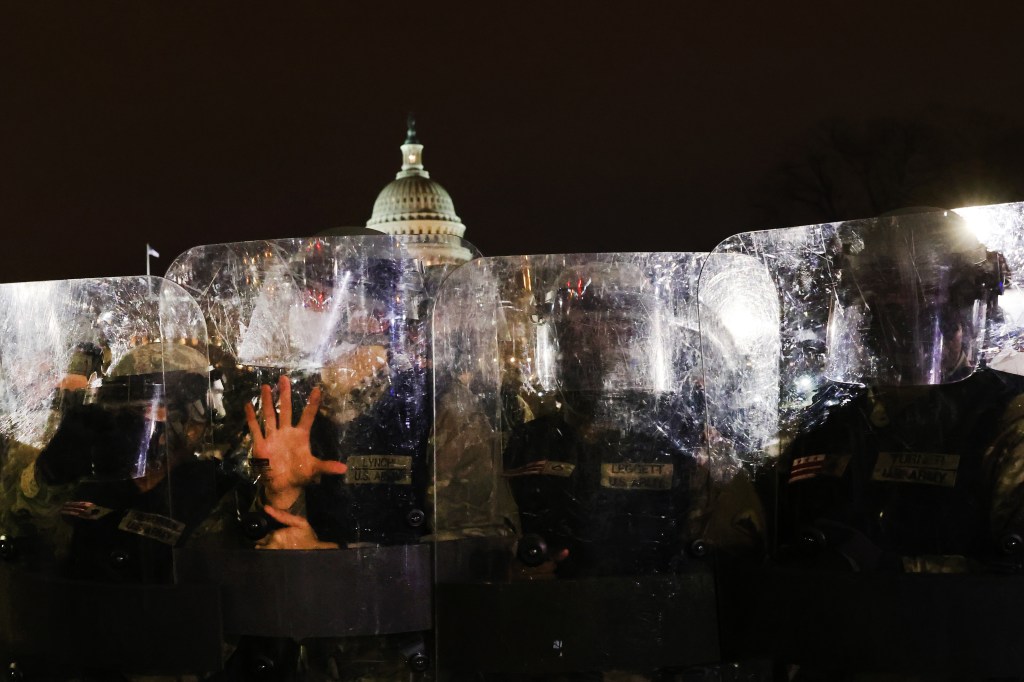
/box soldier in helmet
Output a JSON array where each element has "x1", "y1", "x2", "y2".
[
  {"x1": 758, "y1": 209, "x2": 1024, "y2": 681},
  {"x1": 239, "y1": 256, "x2": 432, "y2": 552},
  {"x1": 501, "y1": 262, "x2": 710, "y2": 577},
  {"x1": 777, "y1": 209, "x2": 1024, "y2": 574},
  {"x1": 213, "y1": 255, "x2": 434, "y2": 681},
  {"x1": 0, "y1": 340, "x2": 106, "y2": 568},
  {"x1": 430, "y1": 256, "x2": 768, "y2": 680},
  {"x1": 26, "y1": 340, "x2": 226, "y2": 583}
]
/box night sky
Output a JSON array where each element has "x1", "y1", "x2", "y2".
[{"x1": 2, "y1": 2, "x2": 1024, "y2": 283}]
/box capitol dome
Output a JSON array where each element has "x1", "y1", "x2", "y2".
[{"x1": 366, "y1": 121, "x2": 472, "y2": 265}]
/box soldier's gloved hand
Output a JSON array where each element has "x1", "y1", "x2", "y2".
[
  {"x1": 254, "y1": 505, "x2": 339, "y2": 550},
  {"x1": 245, "y1": 375, "x2": 348, "y2": 510}
]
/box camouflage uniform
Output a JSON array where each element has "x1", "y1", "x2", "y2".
[
  {"x1": 0, "y1": 437, "x2": 73, "y2": 567},
  {"x1": 431, "y1": 376, "x2": 517, "y2": 540},
  {"x1": 779, "y1": 368, "x2": 1024, "y2": 572}
]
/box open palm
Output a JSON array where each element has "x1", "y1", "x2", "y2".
[{"x1": 245, "y1": 375, "x2": 347, "y2": 510}]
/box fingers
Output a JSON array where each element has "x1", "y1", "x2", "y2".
[
  {"x1": 263, "y1": 504, "x2": 309, "y2": 529},
  {"x1": 58, "y1": 374, "x2": 89, "y2": 391},
  {"x1": 254, "y1": 531, "x2": 287, "y2": 550},
  {"x1": 316, "y1": 459, "x2": 348, "y2": 477},
  {"x1": 244, "y1": 402, "x2": 264, "y2": 448},
  {"x1": 253, "y1": 378, "x2": 319, "y2": 433},
  {"x1": 297, "y1": 386, "x2": 321, "y2": 431},
  {"x1": 277, "y1": 374, "x2": 292, "y2": 427},
  {"x1": 260, "y1": 384, "x2": 276, "y2": 432},
  {"x1": 256, "y1": 525, "x2": 334, "y2": 551}
]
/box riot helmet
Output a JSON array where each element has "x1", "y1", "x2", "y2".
[
  {"x1": 825, "y1": 208, "x2": 1005, "y2": 386},
  {"x1": 550, "y1": 261, "x2": 662, "y2": 398},
  {"x1": 38, "y1": 341, "x2": 211, "y2": 485},
  {"x1": 104, "y1": 341, "x2": 212, "y2": 445}
]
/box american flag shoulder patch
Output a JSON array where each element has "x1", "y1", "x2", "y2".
[{"x1": 503, "y1": 460, "x2": 576, "y2": 478}]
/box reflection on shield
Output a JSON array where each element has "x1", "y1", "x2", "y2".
[{"x1": 433, "y1": 252, "x2": 756, "y2": 674}]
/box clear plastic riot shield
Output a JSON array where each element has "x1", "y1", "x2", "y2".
[
  {"x1": 701, "y1": 203, "x2": 1024, "y2": 676},
  {"x1": 166, "y1": 235, "x2": 476, "y2": 678},
  {"x1": 0, "y1": 277, "x2": 222, "y2": 676},
  {"x1": 433, "y1": 252, "x2": 738, "y2": 675}
]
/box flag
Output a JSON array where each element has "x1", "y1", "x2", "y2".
[
  {"x1": 788, "y1": 455, "x2": 827, "y2": 484},
  {"x1": 146, "y1": 244, "x2": 160, "y2": 258}
]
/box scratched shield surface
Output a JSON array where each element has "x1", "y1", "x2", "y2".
[
  {"x1": 165, "y1": 235, "x2": 487, "y2": 675},
  {"x1": 432, "y1": 252, "x2": 742, "y2": 673},
  {"x1": 0, "y1": 276, "x2": 211, "y2": 582},
  {"x1": 166, "y1": 235, "x2": 478, "y2": 548},
  {"x1": 699, "y1": 201, "x2": 1024, "y2": 569},
  {"x1": 699, "y1": 205, "x2": 1024, "y2": 675}
]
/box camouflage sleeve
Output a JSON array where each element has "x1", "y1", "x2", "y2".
[
  {"x1": 0, "y1": 440, "x2": 74, "y2": 553},
  {"x1": 701, "y1": 468, "x2": 768, "y2": 558},
  {"x1": 984, "y1": 394, "x2": 1024, "y2": 545},
  {"x1": 188, "y1": 475, "x2": 313, "y2": 549},
  {"x1": 430, "y1": 382, "x2": 518, "y2": 538}
]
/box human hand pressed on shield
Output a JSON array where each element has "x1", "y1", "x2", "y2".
[
  {"x1": 245, "y1": 375, "x2": 347, "y2": 510},
  {"x1": 255, "y1": 504, "x2": 339, "y2": 550}
]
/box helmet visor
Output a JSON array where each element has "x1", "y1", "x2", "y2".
[{"x1": 825, "y1": 216, "x2": 994, "y2": 386}]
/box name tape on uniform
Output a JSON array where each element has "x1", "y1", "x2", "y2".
[
  {"x1": 118, "y1": 510, "x2": 186, "y2": 545},
  {"x1": 347, "y1": 455, "x2": 414, "y2": 485},
  {"x1": 600, "y1": 462, "x2": 674, "y2": 490},
  {"x1": 872, "y1": 452, "x2": 959, "y2": 488}
]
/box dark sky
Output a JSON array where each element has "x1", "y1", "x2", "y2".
[{"x1": 2, "y1": 2, "x2": 1023, "y2": 283}]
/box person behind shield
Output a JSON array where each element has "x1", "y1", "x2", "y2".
[
  {"x1": 242, "y1": 321, "x2": 427, "y2": 550},
  {"x1": 22, "y1": 341, "x2": 223, "y2": 584},
  {"x1": 232, "y1": 270, "x2": 433, "y2": 681},
  {"x1": 777, "y1": 208, "x2": 1024, "y2": 574},
  {"x1": 228, "y1": 250, "x2": 427, "y2": 551},
  {"x1": 501, "y1": 263, "x2": 711, "y2": 578},
  {"x1": 0, "y1": 341, "x2": 106, "y2": 568}
]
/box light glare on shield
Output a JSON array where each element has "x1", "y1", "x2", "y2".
[{"x1": 954, "y1": 206, "x2": 997, "y2": 243}]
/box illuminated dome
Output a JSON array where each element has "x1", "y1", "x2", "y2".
[{"x1": 367, "y1": 119, "x2": 472, "y2": 264}]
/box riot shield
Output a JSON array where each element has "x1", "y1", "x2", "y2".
[
  {"x1": 701, "y1": 203, "x2": 1024, "y2": 676},
  {"x1": 166, "y1": 235, "x2": 476, "y2": 678},
  {"x1": 433, "y1": 252, "x2": 734, "y2": 675},
  {"x1": 0, "y1": 276, "x2": 222, "y2": 676}
]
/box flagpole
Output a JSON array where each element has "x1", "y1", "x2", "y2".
[
  {"x1": 146, "y1": 244, "x2": 160, "y2": 277},
  {"x1": 146, "y1": 244, "x2": 161, "y2": 301}
]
